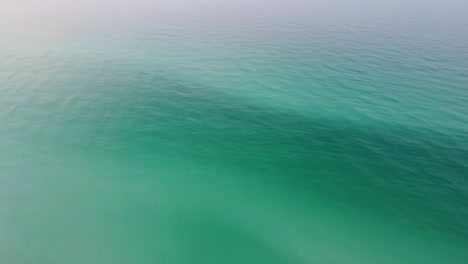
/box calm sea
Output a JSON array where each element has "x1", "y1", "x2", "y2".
[{"x1": 1, "y1": 0, "x2": 467, "y2": 263}]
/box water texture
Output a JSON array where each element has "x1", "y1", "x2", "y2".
[{"x1": 1, "y1": 0, "x2": 467, "y2": 263}]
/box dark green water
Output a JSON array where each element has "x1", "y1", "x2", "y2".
[{"x1": 1, "y1": 0, "x2": 467, "y2": 263}]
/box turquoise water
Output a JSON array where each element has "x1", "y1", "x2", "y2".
[{"x1": 1, "y1": 0, "x2": 468, "y2": 263}]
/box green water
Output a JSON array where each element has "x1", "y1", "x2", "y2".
[{"x1": 1, "y1": 0, "x2": 467, "y2": 263}]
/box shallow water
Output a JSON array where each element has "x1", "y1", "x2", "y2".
[{"x1": 1, "y1": 0, "x2": 468, "y2": 263}]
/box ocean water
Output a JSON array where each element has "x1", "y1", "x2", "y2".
[{"x1": 1, "y1": 0, "x2": 467, "y2": 263}]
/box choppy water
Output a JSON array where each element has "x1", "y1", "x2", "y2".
[{"x1": 1, "y1": 0, "x2": 468, "y2": 263}]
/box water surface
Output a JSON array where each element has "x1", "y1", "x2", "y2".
[{"x1": 1, "y1": 0, "x2": 468, "y2": 263}]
